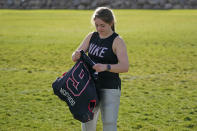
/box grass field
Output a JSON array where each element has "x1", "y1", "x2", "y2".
[{"x1": 0, "y1": 9, "x2": 197, "y2": 131}]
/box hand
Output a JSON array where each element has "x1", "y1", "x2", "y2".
[
  {"x1": 93, "y1": 64, "x2": 106, "y2": 72},
  {"x1": 72, "y1": 50, "x2": 81, "y2": 62}
]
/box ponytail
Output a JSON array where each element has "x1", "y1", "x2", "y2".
[{"x1": 111, "y1": 23, "x2": 115, "y2": 32}]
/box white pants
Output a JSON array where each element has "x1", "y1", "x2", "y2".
[{"x1": 82, "y1": 89, "x2": 121, "y2": 131}]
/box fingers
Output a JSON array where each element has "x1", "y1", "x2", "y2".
[
  {"x1": 75, "y1": 51, "x2": 81, "y2": 59},
  {"x1": 92, "y1": 64, "x2": 102, "y2": 72},
  {"x1": 72, "y1": 51, "x2": 81, "y2": 62},
  {"x1": 92, "y1": 65, "x2": 96, "y2": 70},
  {"x1": 93, "y1": 64, "x2": 106, "y2": 72}
]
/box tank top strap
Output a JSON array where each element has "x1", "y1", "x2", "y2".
[
  {"x1": 90, "y1": 32, "x2": 99, "y2": 42},
  {"x1": 111, "y1": 32, "x2": 119, "y2": 41}
]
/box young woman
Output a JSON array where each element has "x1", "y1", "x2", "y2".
[{"x1": 72, "y1": 7, "x2": 129, "y2": 131}]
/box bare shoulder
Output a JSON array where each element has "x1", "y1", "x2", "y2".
[
  {"x1": 81, "y1": 32, "x2": 94, "y2": 45},
  {"x1": 77, "y1": 32, "x2": 94, "y2": 52},
  {"x1": 113, "y1": 36, "x2": 126, "y2": 49},
  {"x1": 86, "y1": 32, "x2": 94, "y2": 39}
]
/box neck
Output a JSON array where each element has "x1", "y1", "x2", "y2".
[{"x1": 99, "y1": 30, "x2": 114, "y2": 39}]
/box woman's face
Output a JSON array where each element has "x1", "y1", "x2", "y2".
[{"x1": 94, "y1": 18, "x2": 112, "y2": 37}]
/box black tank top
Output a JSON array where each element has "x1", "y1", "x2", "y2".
[{"x1": 88, "y1": 32, "x2": 121, "y2": 89}]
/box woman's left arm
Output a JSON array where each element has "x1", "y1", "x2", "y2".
[
  {"x1": 93, "y1": 37, "x2": 129, "y2": 73},
  {"x1": 110, "y1": 37, "x2": 129, "y2": 73}
]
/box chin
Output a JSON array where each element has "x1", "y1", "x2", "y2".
[{"x1": 99, "y1": 32, "x2": 105, "y2": 35}]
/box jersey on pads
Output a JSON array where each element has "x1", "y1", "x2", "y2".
[{"x1": 52, "y1": 50, "x2": 99, "y2": 123}]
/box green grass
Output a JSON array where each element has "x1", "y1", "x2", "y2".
[{"x1": 0, "y1": 9, "x2": 197, "y2": 131}]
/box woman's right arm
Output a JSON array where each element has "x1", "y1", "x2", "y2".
[{"x1": 72, "y1": 32, "x2": 93, "y2": 62}]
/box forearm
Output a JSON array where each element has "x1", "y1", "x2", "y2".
[
  {"x1": 109, "y1": 63, "x2": 129, "y2": 73},
  {"x1": 93, "y1": 62, "x2": 129, "y2": 73}
]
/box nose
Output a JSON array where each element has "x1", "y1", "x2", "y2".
[{"x1": 97, "y1": 26, "x2": 102, "y2": 32}]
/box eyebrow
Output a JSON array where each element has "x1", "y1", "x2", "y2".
[{"x1": 95, "y1": 24, "x2": 105, "y2": 26}]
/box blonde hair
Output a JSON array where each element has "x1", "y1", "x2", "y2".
[{"x1": 91, "y1": 7, "x2": 116, "y2": 31}]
